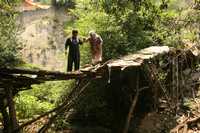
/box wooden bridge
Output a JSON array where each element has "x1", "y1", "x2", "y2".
[{"x1": 0, "y1": 46, "x2": 199, "y2": 133}]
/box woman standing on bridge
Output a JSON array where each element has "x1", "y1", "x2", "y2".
[{"x1": 84, "y1": 31, "x2": 103, "y2": 65}]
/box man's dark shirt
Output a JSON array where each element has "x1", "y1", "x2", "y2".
[{"x1": 65, "y1": 37, "x2": 83, "y2": 58}]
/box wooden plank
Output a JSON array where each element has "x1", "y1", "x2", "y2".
[
  {"x1": 0, "y1": 68, "x2": 85, "y2": 76},
  {"x1": 107, "y1": 46, "x2": 170, "y2": 68},
  {"x1": 0, "y1": 69, "x2": 88, "y2": 81},
  {"x1": 0, "y1": 73, "x2": 42, "y2": 89}
]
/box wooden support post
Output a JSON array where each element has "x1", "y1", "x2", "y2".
[
  {"x1": 0, "y1": 99, "x2": 11, "y2": 133},
  {"x1": 6, "y1": 87, "x2": 19, "y2": 132}
]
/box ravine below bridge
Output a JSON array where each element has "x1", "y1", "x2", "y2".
[{"x1": 0, "y1": 45, "x2": 199, "y2": 133}]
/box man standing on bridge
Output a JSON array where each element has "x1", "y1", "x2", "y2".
[{"x1": 65, "y1": 29, "x2": 83, "y2": 72}]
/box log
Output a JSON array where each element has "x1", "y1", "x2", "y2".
[
  {"x1": 0, "y1": 69, "x2": 90, "y2": 95},
  {"x1": 0, "y1": 68, "x2": 88, "y2": 80}
]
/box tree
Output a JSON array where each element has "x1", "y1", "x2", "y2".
[
  {"x1": 65, "y1": 0, "x2": 166, "y2": 62},
  {"x1": 0, "y1": 0, "x2": 21, "y2": 67}
]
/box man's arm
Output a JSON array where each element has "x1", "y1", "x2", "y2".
[
  {"x1": 80, "y1": 37, "x2": 90, "y2": 44},
  {"x1": 79, "y1": 37, "x2": 89, "y2": 45},
  {"x1": 79, "y1": 38, "x2": 83, "y2": 45}
]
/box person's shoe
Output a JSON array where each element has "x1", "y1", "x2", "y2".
[{"x1": 74, "y1": 70, "x2": 81, "y2": 74}]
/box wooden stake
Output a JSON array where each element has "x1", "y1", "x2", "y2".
[
  {"x1": 0, "y1": 99, "x2": 11, "y2": 133},
  {"x1": 6, "y1": 87, "x2": 19, "y2": 132}
]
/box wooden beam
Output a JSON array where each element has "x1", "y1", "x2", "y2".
[
  {"x1": 0, "y1": 68, "x2": 89, "y2": 81},
  {"x1": 0, "y1": 68, "x2": 85, "y2": 77}
]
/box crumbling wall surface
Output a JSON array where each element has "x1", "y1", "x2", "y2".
[{"x1": 18, "y1": 7, "x2": 71, "y2": 71}]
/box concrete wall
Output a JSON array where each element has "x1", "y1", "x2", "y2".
[
  {"x1": 18, "y1": 7, "x2": 71, "y2": 71},
  {"x1": 18, "y1": 7, "x2": 55, "y2": 26}
]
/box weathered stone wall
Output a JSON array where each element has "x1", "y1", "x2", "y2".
[{"x1": 18, "y1": 7, "x2": 71, "y2": 71}]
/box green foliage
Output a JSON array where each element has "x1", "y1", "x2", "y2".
[
  {"x1": 15, "y1": 93, "x2": 54, "y2": 118},
  {"x1": 17, "y1": 63, "x2": 42, "y2": 70},
  {"x1": 155, "y1": 7, "x2": 200, "y2": 47},
  {"x1": 65, "y1": 0, "x2": 199, "y2": 63},
  {"x1": 39, "y1": 0, "x2": 51, "y2": 5},
  {"x1": 65, "y1": 0, "x2": 176, "y2": 63},
  {"x1": 15, "y1": 80, "x2": 74, "y2": 119},
  {"x1": 65, "y1": 0, "x2": 134, "y2": 62},
  {"x1": 0, "y1": 0, "x2": 21, "y2": 67},
  {"x1": 51, "y1": 0, "x2": 75, "y2": 6}
]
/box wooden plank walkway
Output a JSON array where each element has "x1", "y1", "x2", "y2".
[
  {"x1": 0, "y1": 46, "x2": 170, "y2": 90},
  {"x1": 107, "y1": 46, "x2": 170, "y2": 68}
]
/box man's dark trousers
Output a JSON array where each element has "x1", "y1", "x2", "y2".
[{"x1": 67, "y1": 54, "x2": 80, "y2": 72}]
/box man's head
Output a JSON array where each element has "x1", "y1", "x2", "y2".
[{"x1": 72, "y1": 29, "x2": 78, "y2": 37}]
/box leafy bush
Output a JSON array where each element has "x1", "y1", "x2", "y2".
[
  {"x1": 65, "y1": 0, "x2": 199, "y2": 64},
  {"x1": 15, "y1": 94, "x2": 54, "y2": 118},
  {"x1": 0, "y1": 0, "x2": 21, "y2": 67},
  {"x1": 15, "y1": 80, "x2": 74, "y2": 119},
  {"x1": 65, "y1": 0, "x2": 182, "y2": 63}
]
